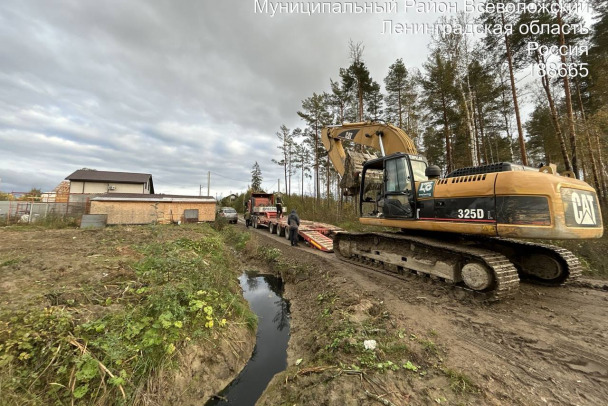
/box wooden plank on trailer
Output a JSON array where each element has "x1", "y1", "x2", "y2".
[{"x1": 299, "y1": 230, "x2": 335, "y2": 252}]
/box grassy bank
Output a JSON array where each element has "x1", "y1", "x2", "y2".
[{"x1": 0, "y1": 225, "x2": 255, "y2": 405}]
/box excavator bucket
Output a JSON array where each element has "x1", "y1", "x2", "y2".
[{"x1": 340, "y1": 150, "x2": 377, "y2": 195}]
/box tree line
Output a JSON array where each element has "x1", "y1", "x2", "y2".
[{"x1": 264, "y1": 2, "x2": 608, "y2": 203}]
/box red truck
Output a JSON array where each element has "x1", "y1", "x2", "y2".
[{"x1": 246, "y1": 193, "x2": 343, "y2": 252}]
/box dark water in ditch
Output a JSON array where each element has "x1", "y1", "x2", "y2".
[{"x1": 206, "y1": 272, "x2": 290, "y2": 406}]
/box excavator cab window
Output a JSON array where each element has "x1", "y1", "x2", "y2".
[
  {"x1": 410, "y1": 159, "x2": 428, "y2": 181},
  {"x1": 360, "y1": 154, "x2": 416, "y2": 219},
  {"x1": 382, "y1": 156, "x2": 415, "y2": 219}
]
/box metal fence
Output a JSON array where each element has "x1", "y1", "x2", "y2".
[{"x1": 0, "y1": 200, "x2": 88, "y2": 224}]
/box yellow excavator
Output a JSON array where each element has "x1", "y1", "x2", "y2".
[{"x1": 322, "y1": 122, "x2": 603, "y2": 299}]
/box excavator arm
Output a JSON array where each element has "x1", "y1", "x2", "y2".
[
  {"x1": 321, "y1": 122, "x2": 418, "y2": 194},
  {"x1": 321, "y1": 122, "x2": 417, "y2": 175}
]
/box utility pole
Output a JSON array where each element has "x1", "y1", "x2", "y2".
[
  {"x1": 207, "y1": 171, "x2": 210, "y2": 197},
  {"x1": 278, "y1": 178, "x2": 280, "y2": 194},
  {"x1": 199, "y1": 184, "x2": 202, "y2": 196}
]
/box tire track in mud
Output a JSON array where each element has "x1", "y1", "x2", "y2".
[{"x1": 249, "y1": 226, "x2": 608, "y2": 405}]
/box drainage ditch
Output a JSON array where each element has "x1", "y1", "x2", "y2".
[{"x1": 206, "y1": 272, "x2": 290, "y2": 405}]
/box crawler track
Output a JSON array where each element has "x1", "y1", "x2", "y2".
[
  {"x1": 334, "y1": 232, "x2": 520, "y2": 300},
  {"x1": 476, "y1": 238, "x2": 583, "y2": 285},
  {"x1": 334, "y1": 232, "x2": 584, "y2": 300}
]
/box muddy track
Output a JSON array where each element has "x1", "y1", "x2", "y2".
[{"x1": 247, "y1": 223, "x2": 608, "y2": 405}]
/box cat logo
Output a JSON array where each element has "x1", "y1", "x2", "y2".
[
  {"x1": 336, "y1": 129, "x2": 359, "y2": 140},
  {"x1": 571, "y1": 192, "x2": 597, "y2": 225}
]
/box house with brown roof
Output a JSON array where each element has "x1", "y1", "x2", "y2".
[{"x1": 65, "y1": 169, "x2": 154, "y2": 200}]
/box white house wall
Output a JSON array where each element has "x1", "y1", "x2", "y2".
[{"x1": 69, "y1": 181, "x2": 148, "y2": 194}]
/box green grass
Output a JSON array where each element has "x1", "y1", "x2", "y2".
[
  {"x1": 554, "y1": 234, "x2": 608, "y2": 279},
  {"x1": 0, "y1": 226, "x2": 255, "y2": 405},
  {"x1": 0, "y1": 215, "x2": 79, "y2": 229},
  {"x1": 443, "y1": 368, "x2": 479, "y2": 394},
  {"x1": 0, "y1": 257, "x2": 22, "y2": 267}
]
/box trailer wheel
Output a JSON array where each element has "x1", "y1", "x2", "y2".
[
  {"x1": 268, "y1": 223, "x2": 274, "y2": 233},
  {"x1": 278, "y1": 225, "x2": 285, "y2": 237},
  {"x1": 285, "y1": 227, "x2": 291, "y2": 240}
]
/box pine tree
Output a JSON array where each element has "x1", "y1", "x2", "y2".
[
  {"x1": 340, "y1": 40, "x2": 375, "y2": 121},
  {"x1": 525, "y1": 104, "x2": 564, "y2": 167},
  {"x1": 329, "y1": 79, "x2": 353, "y2": 123},
  {"x1": 585, "y1": 0, "x2": 608, "y2": 197},
  {"x1": 586, "y1": 0, "x2": 608, "y2": 111},
  {"x1": 271, "y1": 125, "x2": 294, "y2": 196},
  {"x1": 468, "y1": 56, "x2": 509, "y2": 163},
  {"x1": 251, "y1": 162, "x2": 263, "y2": 192},
  {"x1": 365, "y1": 81, "x2": 384, "y2": 121},
  {"x1": 420, "y1": 49, "x2": 459, "y2": 173},
  {"x1": 384, "y1": 58, "x2": 409, "y2": 128},
  {"x1": 297, "y1": 92, "x2": 332, "y2": 200},
  {"x1": 511, "y1": 7, "x2": 574, "y2": 171},
  {"x1": 480, "y1": 1, "x2": 528, "y2": 165},
  {"x1": 434, "y1": 14, "x2": 479, "y2": 166},
  {"x1": 293, "y1": 130, "x2": 314, "y2": 198}
]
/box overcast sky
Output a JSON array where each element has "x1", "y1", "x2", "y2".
[{"x1": 0, "y1": 0, "x2": 464, "y2": 197}]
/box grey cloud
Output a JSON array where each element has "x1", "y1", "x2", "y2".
[{"x1": 1, "y1": 0, "x2": 436, "y2": 197}]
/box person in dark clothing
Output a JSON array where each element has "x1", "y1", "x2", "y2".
[
  {"x1": 244, "y1": 211, "x2": 251, "y2": 228},
  {"x1": 287, "y1": 209, "x2": 300, "y2": 246},
  {"x1": 275, "y1": 195, "x2": 283, "y2": 218}
]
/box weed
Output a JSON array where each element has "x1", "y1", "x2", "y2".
[
  {"x1": 0, "y1": 214, "x2": 79, "y2": 229},
  {"x1": 0, "y1": 257, "x2": 21, "y2": 267},
  {"x1": 212, "y1": 215, "x2": 228, "y2": 231},
  {"x1": 381, "y1": 342, "x2": 409, "y2": 356},
  {"x1": 443, "y1": 368, "x2": 479, "y2": 394},
  {"x1": 222, "y1": 227, "x2": 251, "y2": 251},
  {"x1": 419, "y1": 338, "x2": 439, "y2": 356},
  {"x1": 257, "y1": 246, "x2": 282, "y2": 262},
  {"x1": 403, "y1": 360, "x2": 419, "y2": 372}
]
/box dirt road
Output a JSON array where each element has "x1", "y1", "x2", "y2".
[{"x1": 248, "y1": 224, "x2": 608, "y2": 406}]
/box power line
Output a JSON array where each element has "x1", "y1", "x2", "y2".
[
  {"x1": 202, "y1": 170, "x2": 284, "y2": 193},
  {"x1": 204, "y1": 171, "x2": 249, "y2": 184}
]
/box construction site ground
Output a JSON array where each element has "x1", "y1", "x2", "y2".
[
  {"x1": 249, "y1": 223, "x2": 608, "y2": 406},
  {"x1": 1, "y1": 224, "x2": 607, "y2": 405}
]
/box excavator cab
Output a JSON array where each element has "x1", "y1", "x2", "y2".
[{"x1": 360, "y1": 153, "x2": 427, "y2": 219}]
